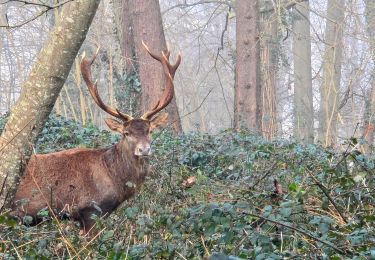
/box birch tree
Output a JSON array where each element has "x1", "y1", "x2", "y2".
[{"x1": 0, "y1": 0, "x2": 101, "y2": 210}]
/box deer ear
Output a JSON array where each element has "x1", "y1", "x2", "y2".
[
  {"x1": 105, "y1": 118, "x2": 124, "y2": 133},
  {"x1": 150, "y1": 113, "x2": 168, "y2": 130}
]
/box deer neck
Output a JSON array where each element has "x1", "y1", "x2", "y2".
[{"x1": 104, "y1": 140, "x2": 148, "y2": 184}]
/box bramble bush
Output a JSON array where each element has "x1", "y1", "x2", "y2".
[{"x1": 0, "y1": 114, "x2": 374, "y2": 259}]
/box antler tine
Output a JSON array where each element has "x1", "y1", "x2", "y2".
[
  {"x1": 164, "y1": 50, "x2": 171, "y2": 60},
  {"x1": 141, "y1": 42, "x2": 181, "y2": 120},
  {"x1": 169, "y1": 53, "x2": 181, "y2": 77},
  {"x1": 80, "y1": 48, "x2": 133, "y2": 122},
  {"x1": 142, "y1": 41, "x2": 180, "y2": 76},
  {"x1": 142, "y1": 40, "x2": 162, "y2": 60}
]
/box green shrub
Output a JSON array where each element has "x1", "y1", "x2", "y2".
[
  {"x1": 0, "y1": 121, "x2": 374, "y2": 259},
  {"x1": 0, "y1": 112, "x2": 114, "y2": 153}
]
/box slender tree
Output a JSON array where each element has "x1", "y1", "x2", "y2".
[
  {"x1": 293, "y1": 1, "x2": 314, "y2": 143},
  {"x1": 234, "y1": 0, "x2": 262, "y2": 132},
  {"x1": 319, "y1": 0, "x2": 345, "y2": 146},
  {"x1": 260, "y1": 3, "x2": 279, "y2": 139},
  {"x1": 362, "y1": 0, "x2": 375, "y2": 153},
  {"x1": 0, "y1": 0, "x2": 101, "y2": 210}
]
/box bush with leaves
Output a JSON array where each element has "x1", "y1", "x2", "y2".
[
  {"x1": 0, "y1": 121, "x2": 374, "y2": 259},
  {"x1": 0, "y1": 112, "x2": 115, "y2": 153},
  {"x1": 0, "y1": 112, "x2": 9, "y2": 134}
]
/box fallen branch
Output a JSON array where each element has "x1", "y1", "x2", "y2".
[
  {"x1": 247, "y1": 212, "x2": 352, "y2": 256},
  {"x1": 307, "y1": 170, "x2": 348, "y2": 224}
]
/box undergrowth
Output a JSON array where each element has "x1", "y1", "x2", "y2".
[{"x1": 0, "y1": 114, "x2": 374, "y2": 259}]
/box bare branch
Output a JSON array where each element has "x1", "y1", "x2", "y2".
[
  {"x1": 0, "y1": 0, "x2": 74, "y2": 29},
  {"x1": 260, "y1": 0, "x2": 308, "y2": 14},
  {"x1": 162, "y1": 0, "x2": 233, "y2": 16},
  {"x1": 248, "y1": 212, "x2": 352, "y2": 256}
]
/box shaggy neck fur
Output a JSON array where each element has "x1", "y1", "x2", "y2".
[{"x1": 104, "y1": 138, "x2": 149, "y2": 201}]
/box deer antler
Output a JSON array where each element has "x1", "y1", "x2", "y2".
[
  {"x1": 141, "y1": 41, "x2": 181, "y2": 120},
  {"x1": 80, "y1": 48, "x2": 133, "y2": 122}
]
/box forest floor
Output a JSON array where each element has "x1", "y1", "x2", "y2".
[{"x1": 0, "y1": 114, "x2": 374, "y2": 259}]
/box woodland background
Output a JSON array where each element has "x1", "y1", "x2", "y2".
[
  {"x1": 0, "y1": 0, "x2": 374, "y2": 259},
  {"x1": 2, "y1": 0, "x2": 374, "y2": 145}
]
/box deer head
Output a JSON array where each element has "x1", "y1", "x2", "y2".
[{"x1": 80, "y1": 43, "x2": 181, "y2": 157}]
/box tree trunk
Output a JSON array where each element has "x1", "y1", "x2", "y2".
[
  {"x1": 292, "y1": 1, "x2": 314, "y2": 143},
  {"x1": 128, "y1": 0, "x2": 183, "y2": 134},
  {"x1": 0, "y1": 0, "x2": 100, "y2": 210},
  {"x1": 260, "y1": 2, "x2": 279, "y2": 140},
  {"x1": 113, "y1": 0, "x2": 142, "y2": 116},
  {"x1": 234, "y1": 0, "x2": 262, "y2": 132},
  {"x1": 362, "y1": 0, "x2": 375, "y2": 153},
  {"x1": 319, "y1": 0, "x2": 345, "y2": 146},
  {"x1": 117, "y1": 0, "x2": 136, "y2": 75}
]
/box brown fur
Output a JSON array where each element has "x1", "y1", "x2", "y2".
[{"x1": 11, "y1": 115, "x2": 168, "y2": 233}]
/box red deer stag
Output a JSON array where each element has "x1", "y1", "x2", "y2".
[{"x1": 11, "y1": 43, "x2": 181, "y2": 233}]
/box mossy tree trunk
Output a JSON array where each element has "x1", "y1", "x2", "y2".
[
  {"x1": 0, "y1": 0, "x2": 101, "y2": 211},
  {"x1": 113, "y1": 0, "x2": 142, "y2": 116}
]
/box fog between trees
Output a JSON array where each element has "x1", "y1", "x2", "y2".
[{"x1": 0, "y1": 0, "x2": 374, "y2": 144}]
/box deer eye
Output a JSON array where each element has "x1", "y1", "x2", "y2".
[{"x1": 123, "y1": 131, "x2": 129, "y2": 136}]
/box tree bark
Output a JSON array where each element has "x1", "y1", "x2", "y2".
[
  {"x1": 113, "y1": 0, "x2": 142, "y2": 116},
  {"x1": 293, "y1": 1, "x2": 314, "y2": 143},
  {"x1": 0, "y1": 0, "x2": 100, "y2": 210},
  {"x1": 363, "y1": 0, "x2": 375, "y2": 153},
  {"x1": 128, "y1": 0, "x2": 183, "y2": 134},
  {"x1": 234, "y1": 0, "x2": 262, "y2": 132},
  {"x1": 260, "y1": 1, "x2": 279, "y2": 140},
  {"x1": 319, "y1": 0, "x2": 345, "y2": 146}
]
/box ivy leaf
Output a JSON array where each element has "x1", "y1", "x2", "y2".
[
  {"x1": 280, "y1": 207, "x2": 292, "y2": 218},
  {"x1": 263, "y1": 205, "x2": 273, "y2": 217},
  {"x1": 318, "y1": 222, "x2": 330, "y2": 234},
  {"x1": 23, "y1": 215, "x2": 33, "y2": 225},
  {"x1": 125, "y1": 207, "x2": 139, "y2": 219},
  {"x1": 288, "y1": 183, "x2": 299, "y2": 192}
]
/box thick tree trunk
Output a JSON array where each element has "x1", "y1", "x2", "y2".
[
  {"x1": 319, "y1": 0, "x2": 345, "y2": 146},
  {"x1": 0, "y1": 0, "x2": 100, "y2": 210},
  {"x1": 113, "y1": 0, "x2": 142, "y2": 116},
  {"x1": 293, "y1": 1, "x2": 314, "y2": 143},
  {"x1": 234, "y1": 0, "x2": 262, "y2": 132},
  {"x1": 363, "y1": 0, "x2": 375, "y2": 153},
  {"x1": 128, "y1": 0, "x2": 183, "y2": 134}
]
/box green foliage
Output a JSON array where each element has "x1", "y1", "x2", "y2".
[
  {"x1": 0, "y1": 112, "x2": 114, "y2": 153},
  {"x1": 1, "y1": 125, "x2": 374, "y2": 258},
  {"x1": 35, "y1": 113, "x2": 114, "y2": 153},
  {"x1": 0, "y1": 112, "x2": 9, "y2": 134},
  {"x1": 114, "y1": 71, "x2": 142, "y2": 116}
]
